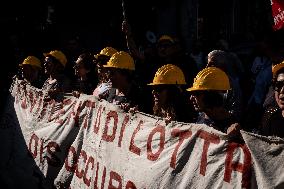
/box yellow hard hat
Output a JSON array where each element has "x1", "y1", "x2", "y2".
[
  {"x1": 148, "y1": 64, "x2": 186, "y2": 85},
  {"x1": 187, "y1": 67, "x2": 230, "y2": 91},
  {"x1": 103, "y1": 51, "x2": 135, "y2": 70},
  {"x1": 94, "y1": 47, "x2": 118, "y2": 59},
  {"x1": 272, "y1": 61, "x2": 284, "y2": 77},
  {"x1": 43, "y1": 50, "x2": 67, "y2": 67},
  {"x1": 19, "y1": 56, "x2": 42, "y2": 69},
  {"x1": 158, "y1": 35, "x2": 175, "y2": 43}
]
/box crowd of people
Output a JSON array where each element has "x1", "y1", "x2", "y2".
[{"x1": 10, "y1": 20, "x2": 284, "y2": 139}]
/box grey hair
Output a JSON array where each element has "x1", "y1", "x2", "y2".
[{"x1": 207, "y1": 50, "x2": 227, "y2": 63}]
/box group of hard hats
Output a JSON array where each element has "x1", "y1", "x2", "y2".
[
  {"x1": 20, "y1": 50, "x2": 68, "y2": 70},
  {"x1": 95, "y1": 47, "x2": 135, "y2": 71},
  {"x1": 97, "y1": 46, "x2": 231, "y2": 92},
  {"x1": 148, "y1": 63, "x2": 230, "y2": 91},
  {"x1": 20, "y1": 47, "x2": 231, "y2": 92}
]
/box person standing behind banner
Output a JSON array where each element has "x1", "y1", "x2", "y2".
[
  {"x1": 155, "y1": 35, "x2": 198, "y2": 85},
  {"x1": 259, "y1": 62, "x2": 284, "y2": 138},
  {"x1": 148, "y1": 64, "x2": 197, "y2": 123},
  {"x1": 206, "y1": 50, "x2": 243, "y2": 122},
  {"x1": 122, "y1": 20, "x2": 197, "y2": 85},
  {"x1": 188, "y1": 67, "x2": 240, "y2": 135},
  {"x1": 103, "y1": 51, "x2": 146, "y2": 112},
  {"x1": 92, "y1": 47, "x2": 118, "y2": 99},
  {"x1": 18, "y1": 56, "x2": 44, "y2": 88},
  {"x1": 72, "y1": 52, "x2": 97, "y2": 96},
  {"x1": 42, "y1": 50, "x2": 71, "y2": 98}
]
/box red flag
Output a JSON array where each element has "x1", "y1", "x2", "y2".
[{"x1": 272, "y1": 0, "x2": 284, "y2": 30}]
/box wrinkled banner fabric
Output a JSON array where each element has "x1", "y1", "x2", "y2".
[{"x1": 0, "y1": 79, "x2": 284, "y2": 189}]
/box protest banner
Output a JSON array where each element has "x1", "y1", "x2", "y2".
[{"x1": 1, "y1": 78, "x2": 284, "y2": 189}]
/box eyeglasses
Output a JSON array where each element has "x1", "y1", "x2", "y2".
[{"x1": 274, "y1": 80, "x2": 284, "y2": 92}]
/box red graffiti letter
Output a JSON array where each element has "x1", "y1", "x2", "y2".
[
  {"x1": 76, "y1": 150, "x2": 88, "y2": 178},
  {"x1": 197, "y1": 130, "x2": 220, "y2": 176},
  {"x1": 39, "y1": 138, "x2": 44, "y2": 163},
  {"x1": 125, "y1": 181, "x2": 137, "y2": 189},
  {"x1": 21, "y1": 99, "x2": 27, "y2": 109},
  {"x1": 93, "y1": 162, "x2": 100, "y2": 189},
  {"x1": 108, "y1": 171, "x2": 122, "y2": 189},
  {"x1": 83, "y1": 156, "x2": 94, "y2": 187},
  {"x1": 147, "y1": 125, "x2": 165, "y2": 161},
  {"x1": 224, "y1": 142, "x2": 251, "y2": 189},
  {"x1": 102, "y1": 111, "x2": 119, "y2": 142},
  {"x1": 170, "y1": 129, "x2": 192, "y2": 169},
  {"x1": 29, "y1": 133, "x2": 39, "y2": 158},
  {"x1": 101, "y1": 166, "x2": 107, "y2": 189},
  {"x1": 129, "y1": 120, "x2": 143, "y2": 156}
]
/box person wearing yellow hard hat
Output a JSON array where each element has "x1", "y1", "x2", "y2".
[
  {"x1": 103, "y1": 51, "x2": 145, "y2": 112},
  {"x1": 92, "y1": 47, "x2": 118, "y2": 99},
  {"x1": 258, "y1": 61, "x2": 284, "y2": 138},
  {"x1": 188, "y1": 67, "x2": 240, "y2": 135},
  {"x1": 206, "y1": 50, "x2": 243, "y2": 122},
  {"x1": 121, "y1": 22, "x2": 198, "y2": 86},
  {"x1": 18, "y1": 56, "x2": 44, "y2": 88},
  {"x1": 148, "y1": 64, "x2": 197, "y2": 123},
  {"x1": 156, "y1": 35, "x2": 198, "y2": 85},
  {"x1": 42, "y1": 50, "x2": 71, "y2": 96}
]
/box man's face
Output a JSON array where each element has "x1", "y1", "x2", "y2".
[
  {"x1": 74, "y1": 58, "x2": 89, "y2": 77},
  {"x1": 44, "y1": 57, "x2": 54, "y2": 75},
  {"x1": 157, "y1": 40, "x2": 175, "y2": 58},
  {"x1": 274, "y1": 73, "x2": 284, "y2": 110},
  {"x1": 108, "y1": 69, "x2": 125, "y2": 88},
  {"x1": 21, "y1": 65, "x2": 38, "y2": 82},
  {"x1": 190, "y1": 91, "x2": 205, "y2": 112},
  {"x1": 152, "y1": 86, "x2": 168, "y2": 107}
]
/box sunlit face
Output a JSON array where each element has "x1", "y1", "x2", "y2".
[
  {"x1": 108, "y1": 69, "x2": 126, "y2": 88},
  {"x1": 152, "y1": 86, "x2": 168, "y2": 107},
  {"x1": 274, "y1": 73, "x2": 284, "y2": 110},
  {"x1": 21, "y1": 64, "x2": 39, "y2": 82},
  {"x1": 74, "y1": 58, "x2": 89, "y2": 77},
  {"x1": 190, "y1": 91, "x2": 205, "y2": 112},
  {"x1": 44, "y1": 57, "x2": 54, "y2": 75}
]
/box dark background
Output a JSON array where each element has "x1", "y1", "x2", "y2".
[{"x1": 0, "y1": 0, "x2": 283, "y2": 113}]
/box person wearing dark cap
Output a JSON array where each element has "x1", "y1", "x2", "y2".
[{"x1": 42, "y1": 50, "x2": 71, "y2": 98}]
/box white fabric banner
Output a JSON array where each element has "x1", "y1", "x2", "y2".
[{"x1": 1, "y1": 79, "x2": 284, "y2": 189}]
